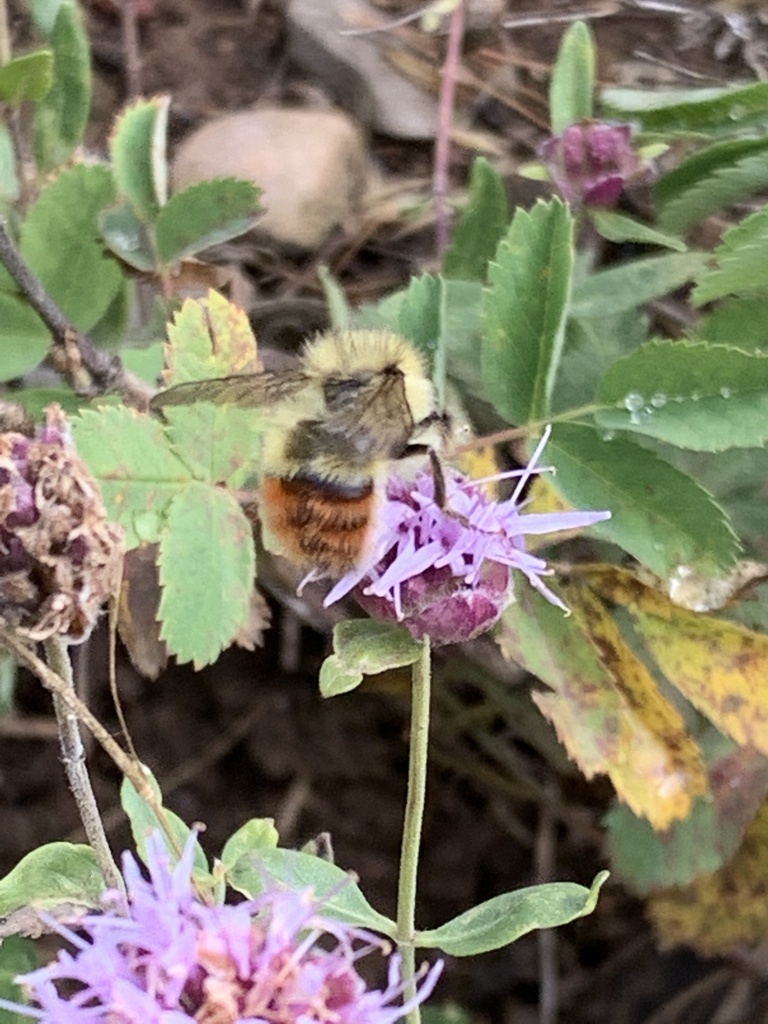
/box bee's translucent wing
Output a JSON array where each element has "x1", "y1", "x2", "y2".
[
  {"x1": 149, "y1": 371, "x2": 307, "y2": 411},
  {"x1": 323, "y1": 371, "x2": 414, "y2": 456}
]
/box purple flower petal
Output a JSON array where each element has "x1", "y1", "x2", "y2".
[{"x1": 326, "y1": 428, "x2": 610, "y2": 645}]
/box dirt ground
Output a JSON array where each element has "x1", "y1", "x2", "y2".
[{"x1": 4, "y1": 1, "x2": 768, "y2": 1022}]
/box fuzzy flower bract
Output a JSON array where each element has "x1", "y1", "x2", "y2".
[
  {"x1": 322, "y1": 429, "x2": 611, "y2": 645},
  {"x1": 8, "y1": 832, "x2": 442, "y2": 1024}
]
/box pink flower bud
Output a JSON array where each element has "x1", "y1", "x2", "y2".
[{"x1": 540, "y1": 121, "x2": 652, "y2": 208}]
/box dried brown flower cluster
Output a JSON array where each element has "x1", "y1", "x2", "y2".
[{"x1": 0, "y1": 405, "x2": 123, "y2": 643}]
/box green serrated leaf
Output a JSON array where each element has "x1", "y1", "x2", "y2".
[
  {"x1": 33, "y1": 1, "x2": 90, "y2": 171},
  {"x1": 221, "y1": 818, "x2": 279, "y2": 873},
  {"x1": 0, "y1": 293, "x2": 50, "y2": 381},
  {"x1": 656, "y1": 137, "x2": 768, "y2": 234},
  {"x1": 554, "y1": 307, "x2": 648, "y2": 413},
  {"x1": 596, "y1": 339, "x2": 768, "y2": 450},
  {"x1": 692, "y1": 204, "x2": 768, "y2": 305},
  {"x1": 155, "y1": 178, "x2": 261, "y2": 266},
  {"x1": 443, "y1": 157, "x2": 509, "y2": 281},
  {"x1": 548, "y1": 423, "x2": 740, "y2": 576},
  {"x1": 602, "y1": 81, "x2": 768, "y2": 134},
  {"x1": 319, "y1": 620, "x2": 422, "y2": 698},
  {"x1": 164, "y1": 404, "x2": 265, "y2": 489},
  {"x1": 570, "y1": 251, "x2": 708, "y2": 319},
  {"x1": 120, "y1": 773, "x2": 210, "y2": 879},
  {"x1": 417, "y1": 872, "x2": 608, "y2": 956},
  {"x1": 589, "y1": 209, "x2": 687, "y2": 252},
  {"x1": 166, "y1": 291, "x2": 258, "y2": 384},
  {"x1": 695, "y1": 296, "x2": 768, "y2": 349},
  {"x1": 100, "y1": 200, "x2": 157, "y2": 272},
  {"x1": 550, "y1": 20, "x2": 595, "y2": 133},
  {"x1": 73, "y1": 405, "x2": 193, "y2": 548},
  {"x1": 0, "y1": 843, "x2": 104, "y2": 917},
  {"x1": 111, "y1": 96, "x2": 170, "y2": 222},
  {"x1": 157, "y1": 482, "x2": 255, "y2": 668},
  {"x1": 226, "y1": 848, "x2": 397, "y2": 937},
  {"x1": 21, "y1": 164, "x2": 121, "y2": 332},
  {"x1": 0, "y1": 936, "x2": 37, "y2": 1023},
  {"x1": 0, "y1": 50, "x2": 53, "y2": 103},
  {"x1": 482, "y1": 198, "x2": 573, "y2": 423}
]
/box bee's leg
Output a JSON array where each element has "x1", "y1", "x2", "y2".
[
  {"x1": 413, "y1": 409, "x2": 452, "y2": 443},
  {"x1": 428, "y1": 447, "x2": 447, "y2": 508},
  {"x1": 397, "y1": 442, "x2": 447, "y2": 508}
]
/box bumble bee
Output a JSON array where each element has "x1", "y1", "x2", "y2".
[{"x1": 150, "y1": 329, "x2": 444, "y2": 575}]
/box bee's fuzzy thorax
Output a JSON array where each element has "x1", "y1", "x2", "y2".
[{"x1": 302, "y1": 329, "x2": 427, "y2": 382}]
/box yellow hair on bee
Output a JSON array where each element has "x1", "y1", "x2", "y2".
[
  {"x1": 151, "y1": 327, "x2": 442, "y2": 575},
  {"x1": 301, "y1": 329, "x2": 435, "y2": 427}
]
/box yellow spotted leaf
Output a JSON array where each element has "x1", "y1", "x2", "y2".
[
  {"x1": 566, "y1": 581, "x2": 707, "y2": 828},
  {"x1": 587, "y1": 565, "x2": 768, "y2": 758},
  {"x1": 164, "y1": 289, "x2": 259, "y2": 385},
  {"x1": 499, "y1": 583, "x2": 706, "y2": 829},
  {"x1": 648, "y1": 798, "x2": 768, "y2": 955}
]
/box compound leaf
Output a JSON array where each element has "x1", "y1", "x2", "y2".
[
  {"x1": 157, "y1": 482, "x2": 255, "y2": 668},
  {"x1": 73, "y1": 405, "x2": 193, "y2": 548}
]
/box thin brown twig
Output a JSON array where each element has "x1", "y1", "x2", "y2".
[
  {"x1": 0, "y1": 627, "x2": 170, "y2": 844},
  {"x1": 433, "y1": 0, "x2": 465, "y2": 258},
  {"x1": 44, "y1": 636, "x2": 126, "y2": 899},
  {"x1": 0, "y1": 221, "x2": 153, "y2": 408}
]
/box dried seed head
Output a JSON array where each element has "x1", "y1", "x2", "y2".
[{"x1": 0, "y1": 405, "x2": 123, "y2": 643}]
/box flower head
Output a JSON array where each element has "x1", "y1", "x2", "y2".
[
  {"x1": 539, "y1": 120, "x2": 653, "y2": 208},
  {"x1": 323, "y1": 429, "x2": 610, "y2": 646},
  {"x1": 10, "y1": 832, "x2": 442, "y2": 1024},
  {"x1": 0, "y1": 404, "x2": 123, "y2": 643}
]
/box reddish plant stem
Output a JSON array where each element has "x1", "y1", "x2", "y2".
[{"x1": 433, "y1": 1, "x2": 465, "y2": 258}]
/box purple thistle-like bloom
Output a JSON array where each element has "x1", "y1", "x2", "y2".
[
  {"x1": 8, "y1": 832, "x2": 442, "y2": 1024},
  {"x1": 322, "y1": 429, "x2": 610, "y2": 646},
  {"x1": 539, "y1": 120, "x2": 652, "y2": 208}
]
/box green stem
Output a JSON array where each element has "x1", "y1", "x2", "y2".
[
  {"x1": 44, "y1": 637, "x2": 126, "y2": 902},
  {"x1": 396, "y1": 636, "x2": 432, "y2": 1024}
]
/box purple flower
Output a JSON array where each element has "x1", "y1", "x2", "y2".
[
  {"x1": 7, "y1": 832, "x2": 442, "y2": 1023},
  {"x1": 539, "y1": 121, "x2": 652, "y2": 208},
  {"x1": 322, "y1": 429, "x2": 610, "y2": 646}
]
